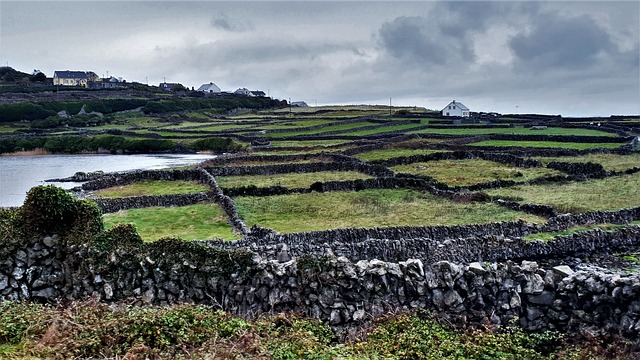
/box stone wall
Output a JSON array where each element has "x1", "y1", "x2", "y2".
[
  {"x1": 1, "y1": 232, "x2": 638, "y2": 337},
  {"x1": 94, "y1": 193, "x2": 210, "y2": 213},
  {"x1": 81, "y1": 169, "x2": 201, "y2": 191}
]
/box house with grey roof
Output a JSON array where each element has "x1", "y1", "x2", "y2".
[
  {"x1": 53, "y1": 71, "x2": 100, "y2": 87},
  {"x1": 196, "y1": 82, "x2": 221, "y2": 94},
  {"x1": 441, "y1": 100, "x2": 470, "y2": 117}
]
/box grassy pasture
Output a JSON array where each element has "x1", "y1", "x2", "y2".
[
  {"x1": 469, "y1": 140, "x2": 625, "y2": 150},
  {"x1": 234, "y1": 189, "x2": 544, "y2": 233},
  {"x1": 92, "y1": 180, "x2": 209, "y2": 198},
  {"x1": 391, "y1": 159, "x2": 562, "y2": 186},
  {"x1": 408, "y1": 126, "x2": 616, "y2": 137},
  {"x1": 103, "y1": 203, "x2": 239, "y2": 241},
  {"x1": 340, "y1": 123, "x2": 426, "y2": 136},
  {"x1": 354, "y1": 149, "x2": 446, "y2": 161},
  {"x1": 486, "y1": 172, "x2": 640, "y2": 213},
  {"x1": 533, "y1": 153, "x2": 640, "y2": 171},
  {"x1": 216, "y1": 157, "x2": 333, "y2": 167},
  {"x1": 270, "y1": 139, "x2": 352, "y2": 148},
  {"x1": 264, "y1": 121, "x2": 377, "y2": 138},
  {"x1": 216, "y1": 170, "x2": 372, "y2": 189}
]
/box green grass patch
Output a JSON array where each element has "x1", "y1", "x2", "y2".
[
  {"x1": 487, "y1": 172, "x2": 640, "y2": 213},
  {"x1": 341, "y1": 123, "x2": 426, "y2": 136},
  {"x1": 409, "y1": 126, "x2": 616, "y2": 137},
  {"x1": 265, "y1": 121, "x2": 377, "y2": 138},
  {"x1": 219, "y1": 157, "x2": 333, "y2": 167},
  {"x1": 392, "y1": 159, "x2": 562, "y2": 186},
  {"x1": 103, "y1": 203, "x2": 239, "y2": 241},
  {"x1": 235, "y1": 189, "x2": 543, "y2": 233},
  {"x1": 533, "y1": 153, "x2": 640, "y2": 171},
  {"x1": 217, "y1": 170, "x2": 372, "y2": 188},
  {"x1": 523, "y1": 222, "x2": 640, "y2": 241},
  {"x1": 93, "y1": 180, "x2": 209, "y2": 198},
  {"x1": 355, "y1": 149, "x2": 446, "y2": 161},
  {"x1": 469, "y1": 140, "x2": 624, "y2": 150},
  {"x1": 270, "y1": 139, "x2": 352, "y2": 148}
]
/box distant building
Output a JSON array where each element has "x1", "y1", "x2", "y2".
[
  {"x1": 53, "y1": 71, "x2": 100, "y2": 87},
  {"x1": 234, "y1": 88, "x2": 266, "y2": 97},
  {"x1": 291, "y1": 101, "x2": 308, "y2": 107},
  {"x1": 441, "y1": 100, "x2": 470, "y2": 117},
  {"x1": 89, "y1": 76, "x2": 127, "y2": 89},
  {"x1": 196, "y1": 82, "x2": 221, "y2": 94},
  {"x1": 159, "y1": 82, "x2": 182, "y2": 91}
]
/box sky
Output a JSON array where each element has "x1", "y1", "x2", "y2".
[{"x1": 1, "y1": 1, "x2": 639, "y2": 117}]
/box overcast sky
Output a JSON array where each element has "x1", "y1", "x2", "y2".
[{"x1": 1, "y1": 1, "x2": 638, "y2": 116}]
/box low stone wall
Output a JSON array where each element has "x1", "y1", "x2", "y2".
[
  {"x1": 205, "y1": 161, "x2": 394, "y2": 178},
  {"x1": 81, "y1": 169, "x2": 201, "y2": 191},
  {"x1": 547, "y1": 161, "x2": 607, "y2": 178},
  {"x1": 375, "y1": 150, "x2": 541, "y2": 168},
  {"x1": 197, "y1": 167, "x2": 250, "y2": 235},
  {"x1": 1, "y1": 233, "x2": 638, "y2": 337},
  {"x1": 94, "y1": 193, "x2": 210, "y2": 213}
]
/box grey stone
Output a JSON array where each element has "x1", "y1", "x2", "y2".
[
  {"x1": 528, "y1": 291, "x2": 555, "y2": 305},
  {"x1": 468, "y1": 262, "x2": 486, "y2": 275},
  {"x1": 104, "y1": 283, "x2": 114, "y2": 300},
  {"x1": 553, "y1": 266, "x2": 574, "y2": 278}
]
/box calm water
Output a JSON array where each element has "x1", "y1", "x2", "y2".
[{"x1": 0, "y1": 154, "x2": 215, "y2": 207}]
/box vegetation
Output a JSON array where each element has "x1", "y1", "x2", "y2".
[
  {"x1": 216, "y1": 171, "x2": 372, "y2": 189},
  {"x1": 92, "y1": 180, "x2": 209, "y2": 198},
  {"x1": 409, "y1": 126, "x2": 616, "y2": 137},
  {"x1": 235, "y1": 189, "x2": 543, "y2": 233},
  {"x1": 391, "y1": 159, "x2": 563, "y2": 186},
  {"x1": 487, "y1": 172, "x2": 640, "y2": 213},
  {"x1": 533, "y1": 153, "x2": 640, "y2": 171},
  {"x1": 1, "y1": 302, "x2": 635, "y2": 359},
  {"x1": 469, "y1": 140, "x2": 625, "y2": 149},
  {"x1": 103, "y1": 203, "x2": 239, "y2": 241},
  {"x1": 523, "y1": 222, "x2": 640, "y2": 242},
  {"x1": 354, "y1": 148, "x2": 445, "y2": 161}
]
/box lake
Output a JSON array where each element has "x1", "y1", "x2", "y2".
[{"x1": 0, "y1": 153, "x2": 216, "y2": 207}]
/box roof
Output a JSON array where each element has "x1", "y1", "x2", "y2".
[
  {"x1": 53, "y1": 71, "x2": 92, "y2": 79},
  {"x1": 250, "y1": 90, "x2": 266, "y2": 96},
  {"x1": 197, "y1": 82, "x2": 221, "y2": 92},
  {"x1": 442, "y1": 100, "x2": 469, "y2": 111}
]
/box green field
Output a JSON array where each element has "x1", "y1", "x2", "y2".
[
  {"x1": 270, "y1": 139, "x2": 352, "y2": 148},
  {"x1": 216, "y1": 170, "x2": 372, "y2": 189},
  {"x1": 533, "y1": 153, "x2": 640, "y2": 171},
  {"x1": 103, "y1": 203, "x2": 239, "y2": 241},
  {"x1": 341, "y1": 123, "x2": 426, "y2": 136},
  {"x1": 234, "y1": 189, "x2": 543, "y2": 233},
  {"x1": 354, "y1": 149, "x2": 446, "y2": 161},
  {"x1": 92, "y1": 180, "x2": 209, "y2": 198},
  {"x1": 469, "y1": 140, "x2": 625, "y2": 149},
  {"x1": 265, "y1": 121, "x2": 377, "y2": 138},
  {"x1": 391, "y1": 159, "x2": 562, "y2": 186},
  {"x1": 486, "y1": 172, "x2": 640, "y2": 213},
  {"x1": 409, "y1": 126, "x2": 616, "y2": 137}
]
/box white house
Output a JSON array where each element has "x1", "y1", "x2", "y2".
[
  {"x1": 197, "y1": 82, "x2": 221, "y2": 94},
  {"x1": 441, "y1": 100, "x2": 470, "y2": 117},
  {"x1": 53, "y1": 71, "x2": 100, "y2": 87}
]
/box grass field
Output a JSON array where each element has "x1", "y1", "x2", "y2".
[
  {"x1": 391, "y1": 159, "x2": 562, "y2": 186},
  {"x1": 103, "y1": 203, "x2": 239, "y2": 241},
  {"x1": 265, "y1": 121, "x2": 377, "y2": 138},
  {"x1": 486, "y1": 172, "x2": 640, "y2": 213},
  {"x1": 92, "y1": 180, "x2": 209, "y2": 198},
  {"x1": 216, "y1": 157, "x2": 333, "y2": 167},
  {"x1": 340, "y1": 123, "x2": 426, "y2": 136},
  {"x1": 409, "y1": 126, "x2": 616, "y2": 137},
  {"x1": 354, "y1": 149, "x2": 446, "y2": 161},
  {"x1": 234, "y1": 189, "x2": 544, "y2": 233},
  {"x1": 216, "y1": 170, "x2": 372, "y2": 188},
  {"x1": 533, "y1": 153, "x2": 640, "y2": 171},
  {"x1": 469, "y1": 140, "x2": 625, "y2": 149},
  {"x1": 270, "y1": 139, "x2": 352, "y2": 148}
]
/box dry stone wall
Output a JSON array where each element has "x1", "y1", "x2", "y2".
[{"x1": 1, "y1": 233, "x2": 638, "y2": 337}]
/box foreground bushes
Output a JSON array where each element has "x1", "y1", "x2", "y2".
[{"x1": 0, "y1": 302, "x2": 636, "y2": 359}]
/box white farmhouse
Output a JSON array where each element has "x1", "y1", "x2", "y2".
[
  {"x1": 441, "y1": 100, "x2": 470, "y2": 117},
  {"x1": 197, "y1": 82, "x2": 221, "y2": 94}
]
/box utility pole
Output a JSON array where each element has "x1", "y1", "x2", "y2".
[
  {"x1": 389, "y1": 97, "x2": 392, "y2": 117},
  {"x1": 289, "y1": 97, "x2": 292, "y2": 117}
]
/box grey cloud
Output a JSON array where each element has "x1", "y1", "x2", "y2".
[
  {"x1": 210, "y1": 13, "x2": 254, "y2": 32},
  {"x1": 378, "y1": 16, "x2": 473, "y2": 66},
  {"x1": 509, "y1": 13, "x2": 616, "y2": 70}
]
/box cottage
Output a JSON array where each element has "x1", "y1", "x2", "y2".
[
  {"x1": 159, "y1": 82, "x2": 182, "y2": 91},
  {"x1": 196, "y1": 82, "x2": 221, "y2": 94},
  {"x1": 249, "y1": 90, "x2": 266, "y2": 97},
  {"x1": 291, "y1": 101, "x2": 308, "y2": 107},
  {"x1": 234, "y1": 88, "x2": 266, "y2": 97},
  {"x1": 53, "y1": 71, "x2": 100, "y2": 87},
  {"x1": 441, "y1": 100, "x2": 470, "y2": 117}
]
